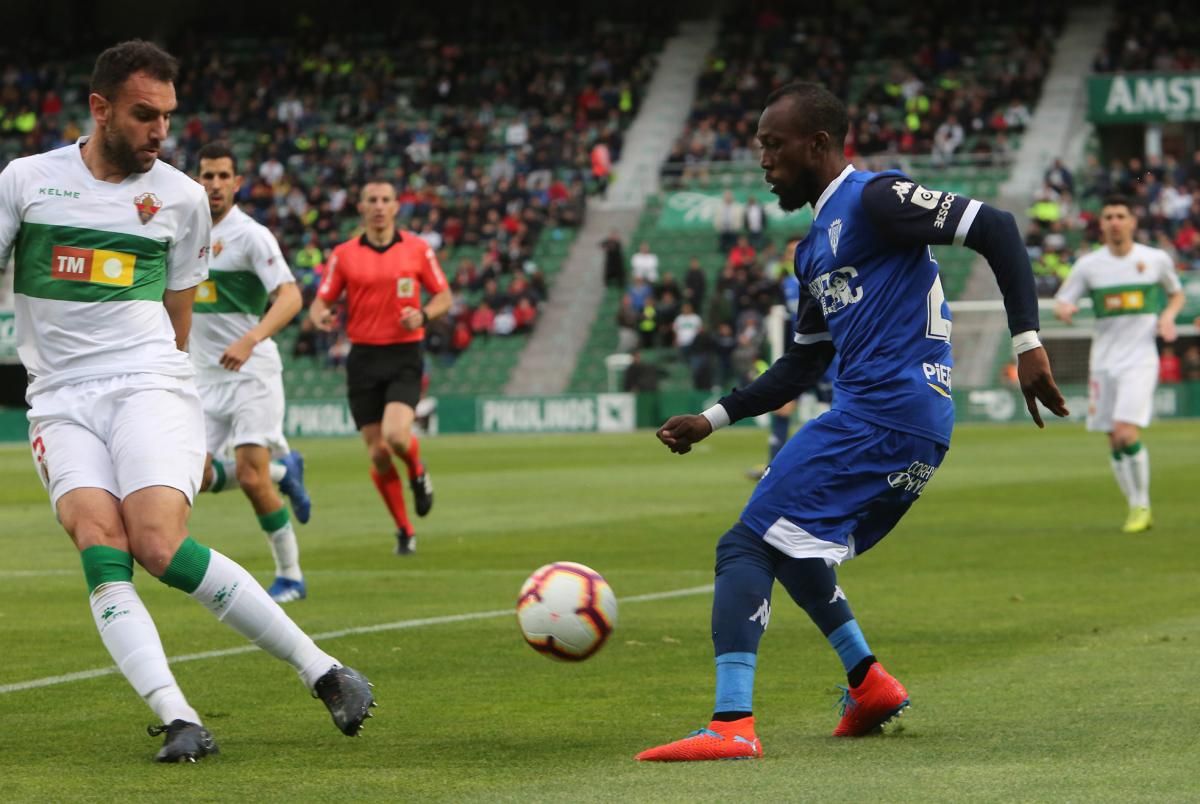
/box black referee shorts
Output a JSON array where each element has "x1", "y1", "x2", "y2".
[{"x1": 345, "y1": 342, "x2": 424, "y2": 429}]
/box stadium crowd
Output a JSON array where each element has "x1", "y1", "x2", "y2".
[
  {"x1": 661, "y1": 1, "x2": 1063, "y2": 186},
  {"x1": 0, "y1": 13, "x2": 666, "y2": 366},
  {"x1": 1025, "y1": 152, "x2": 1200, "y2": 298}
]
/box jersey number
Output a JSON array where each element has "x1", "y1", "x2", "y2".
[{"x1": 926, "y1": 274, "x2": 952, "y2": 341}]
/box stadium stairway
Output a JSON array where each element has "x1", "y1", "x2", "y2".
[{"x1": 505, "y1": 18, "x2": 720, "y2": 396}]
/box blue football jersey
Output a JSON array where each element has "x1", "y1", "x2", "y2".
[{"x1": 792, "y1": 167, "x2": 972, "y2": 447}]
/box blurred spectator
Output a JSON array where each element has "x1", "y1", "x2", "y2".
[
  {"x1": 622, "y1": 350, "x2": 666, "y2": 392},
  {"x1": 630, "y1": 241, "x2": 660, "y2": 284},
  {"x1": 1182, "y1": 343, "x2": 1200, "y2": 382},
  {"x1": 683, "y1": 257, "x2": 707, "y2": 309},
  {"x1": 745, "y1": 196, "x2": 767, "y2": 249},
  {"x1": 1159, "y1": 345, "x2": 1182, "y2": 384},
  {"x1": 601, "y1": 230, "x2": 626, "y2": 288},
  {"x1": 673, "y1": 301, "x2": 703, "y2": 354},
  {"x1": 615, "y1": 295, "x2": 640, "y2": 353},
  {"x1": 714, "y1": 191, "x2": 743, "y2": 252}
]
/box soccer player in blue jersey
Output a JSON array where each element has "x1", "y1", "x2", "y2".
[{"x1": 637, "y1": 83, "x2": 1068, "y2": 762}]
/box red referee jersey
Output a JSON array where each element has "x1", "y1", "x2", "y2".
[{"x1": 318, "y1": 231, "x2": 449, "y2": 345}]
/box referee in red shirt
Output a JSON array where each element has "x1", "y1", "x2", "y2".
[{"x1": 309, "y1": 180, "x2": 452, "y2": 554}]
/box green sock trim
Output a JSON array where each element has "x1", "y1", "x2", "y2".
[
  {"x1": 159, "y1": 537, "x2": 212, "y2": 594},
  {"x1": 1111, "y1": 449, "x2": 1124, "y2": 461},
  {"x1": 1122, "y1": 441, "x2": 1143, "y2": 456},
  {"x1": 257, "y1": 506, "x2": 290, "y2": 533},
  {"x1": 211, "y1": 460, "x2": 227, "y2": 493},
  {"x1": 80, "y1": 546, "x2": 134, "y2": 594}
]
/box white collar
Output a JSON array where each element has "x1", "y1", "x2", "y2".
[{"x1": 813, "y1": 164, "x2": 855, "y2": 218}]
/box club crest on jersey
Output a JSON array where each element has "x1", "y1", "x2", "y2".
[
  {"x1": 212, "y1": 240, "x2": 224, "y2": 258},
  {"x1": 396, "y1": 277, "x2": 414, "y2": 297},
  {"x1": 133, "y1": 192, "x2": 161, "y2": 224},
  {"x1": 828, "y1": 218, "x2": 843, "y2": 256},
  {"x1": 1136, "y1": 261, "x2": 1145, "y2": 274}
]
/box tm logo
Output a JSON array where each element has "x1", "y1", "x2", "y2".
[{"x1": 749, "y1": 599, "x2": 771, "y2": 630}]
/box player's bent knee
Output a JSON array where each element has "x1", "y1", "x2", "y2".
[{"x1": 127, "y1": 530, "x2": 188, "y2": 578}]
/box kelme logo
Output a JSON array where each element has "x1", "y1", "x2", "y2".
[{"x1": 51, "y1": 245, "x2": 136, "y2": 286}]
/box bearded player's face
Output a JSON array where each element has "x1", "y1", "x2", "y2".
[
  {"x1": 757, "y1": 97, "x2": 822, "y2": 213},
  {"x1": 91, "y1": 71, "x2": 175, "y2": 174}
]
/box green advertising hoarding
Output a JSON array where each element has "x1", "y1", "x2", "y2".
[
  {"x1": 1088, "y1": 74, "x2": 1200, "y2": 123},
  {"x1": 270, "y1": 383, "x2": 1200, "y2": 439}
]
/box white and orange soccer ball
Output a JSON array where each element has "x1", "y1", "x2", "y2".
[{"x1": 517, "y1": 562, "x2": 618, "y2": 661}]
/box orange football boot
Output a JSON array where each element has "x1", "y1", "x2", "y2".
[
  {"x1": 833, "y1": 663, "x2": 909, "y2": 737},
  {"x1": 636, "y1": 716, "x2": 762, "y2": 761}
]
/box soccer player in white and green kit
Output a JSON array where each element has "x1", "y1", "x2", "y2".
[
  {"x1": 191, "y1": 141, "x2": 310, "y2": 604},
  {"x1": 1055, "y1": 196, "x2": 1186, "y2": 533},
  {"x1": 0, "y1": 40, "x2": 374, "y2": 763}
]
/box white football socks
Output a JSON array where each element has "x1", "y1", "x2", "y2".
[
  {"x1": 267, "y1": 521, "x2": 303, "y2": 581},
  {"x1": 269, "y1": 461, "x2": 287, "y2": 483},
  {"x1": 1128, "y1": 446, "x2": 1150, "y2": 509},
  {"x1": 1110, "y1": 454, "x2": 1136, "y2": 507},
  {"x1": 89, "y1": 581, "x2": 201, "y2": 725},
  {"x1": 191, "y1": 549, "x2": 335, "y2": 689}
]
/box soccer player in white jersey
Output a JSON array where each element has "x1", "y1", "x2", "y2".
[
  {"x1": 1055, "y1": 196, "x2": 1186, "y2": 533},
  {"x1": 191, "y1": 141, "x2": 311, "y2": 604},
  {"x1": 0, "y1": 40, "x2": 374, "y2": 763}
]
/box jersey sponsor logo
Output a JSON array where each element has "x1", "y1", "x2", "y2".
[
  {"x1": 397, "y1": 277, "x2": 415, "y2": 297},
  {"x1": 828, "y1": 218, "x2": 843, "y2": 256},
  {"x1": 1103, "y1": 290, "x2": 1144, "y2": 312},
  {"x1": 195, "y1": 280, "x2": 218, "y2": 303},
  {"x1": 50, "y1": 245, "x2": 136, "y2": 286},
  {"x1": 133, "y1": 192, "x2": 161, "y2": 224},
  {"x1": 923, "y1": 362, "x2": 953, "y2": 395},
  {"x1": 748, "y1": 598, "x2": 771, "y2": 630},
  {"x1": 887, "y1": 460, "x2": 938, "y2": 496},
  {"x1": 891, "y1": 180, "x2": 914, "y2": 203},
  {"x1": 932, "y1": 193, "x2": 958, "y2": 229},
  {"x1": 911, "y1": 185, "x2": 942, "y2": 210},
  {"x1": 809, "y1": 266, "x2": 863, "y2": 317}
]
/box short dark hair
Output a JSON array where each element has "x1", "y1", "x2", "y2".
[
  {"x1": 91, "y1": 39, "x2": 179, "y2": 99},
  {"x1": 197, "y1": 141, "x2": 237, "y2": 174},
  {"x1": 764, "y1": 81, "x2": 849, "y2": 150},
  {"x1": 1101, "y1": 194, "x2": 1134, "y2": 214},
  {"x1": 360, "y1": 178, "x2": 397, "y2": 199}
]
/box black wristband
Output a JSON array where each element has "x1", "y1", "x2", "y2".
[{"x1": 419, "y1": 309, "x2": 429, "y2": 326}]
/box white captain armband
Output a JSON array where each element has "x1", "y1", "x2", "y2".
[
  {"x1": 1012, "y1": 330, "x2": 1042, "y2": 355},
  {"x1": 701, "y1": 404, "x2": 731, "y2": 432}
]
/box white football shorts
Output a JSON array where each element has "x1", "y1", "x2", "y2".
[
  {"x1": 27, "y1": 373, "x2": 206, "y2": 508},
  {"x1": 1086, "y1": 363, "x2": 1158, "y2": 432},
  {"x1": 196, "y1": 373, "x2": 290, "y2": 457}
]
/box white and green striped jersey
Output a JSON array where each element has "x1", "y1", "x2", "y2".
[
  {"x1": 190, "y1": 205, "x2": 292, "y2": 382},
  {"x1": 0, "y1": 139, "x2": 210, "y2": 396},
  {"x1": 1055, "y1": 242, "x2": 1182, "y2": 372}
]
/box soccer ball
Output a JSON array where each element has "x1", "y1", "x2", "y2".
[{"x1": 517, "y1": 562, "x2": 618, "y2": 661}]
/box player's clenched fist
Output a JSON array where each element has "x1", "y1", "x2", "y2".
[{"x1": 656, "y1": 414, "x2": 714, "y2": 455}]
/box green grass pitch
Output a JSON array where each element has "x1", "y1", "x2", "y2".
[{"x1": 0, "y1": 421, "x2": 1197, "y2": 802}]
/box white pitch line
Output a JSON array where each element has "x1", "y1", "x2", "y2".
[{"x1": 0, "y1": 584, "x2": 713, "y2": 695}]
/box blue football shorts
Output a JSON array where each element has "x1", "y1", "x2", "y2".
[{"x1": 740, "y1": 409, "x2": 947, "y2": 564}]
